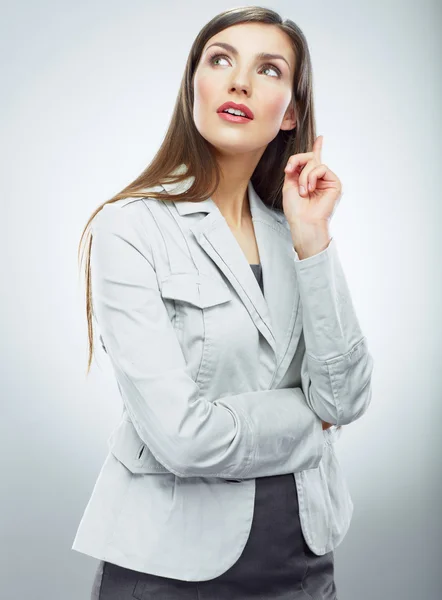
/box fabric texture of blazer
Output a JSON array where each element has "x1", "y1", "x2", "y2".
[{"x1": 71, "y1": 163, "x2": 374, "y2": 581}]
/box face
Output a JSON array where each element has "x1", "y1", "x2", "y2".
[{"x1": 193, "y1": 23, "x2": 296, "y2": 158}]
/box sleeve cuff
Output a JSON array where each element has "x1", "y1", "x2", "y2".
[{"x1": 292, "y1": 237, "x2": 334, "y2": 263}]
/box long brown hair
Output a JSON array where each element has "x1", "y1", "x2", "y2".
[{"x1": 78, "y1": 5, "x2": 317, "y2": 374}]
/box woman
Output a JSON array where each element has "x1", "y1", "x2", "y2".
[{"x1": 75, "y1": 6, "x2": 373, "y2": 599}]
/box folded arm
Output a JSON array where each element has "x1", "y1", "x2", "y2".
[{"x1": 91, "y1": 203, "x2": 325, "y2": 480}]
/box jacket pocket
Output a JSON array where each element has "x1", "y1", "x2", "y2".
[
  {"x1": 159, "y1": 272, "x2": 233, "y2": 387},
  {"x1": 160, "y1": 272, "x2": 232, "y2": 308},
  {"x1": 297, "y1": 436, "x2": 354, "y2": 554},
  {"x1": 108, "y1": 418, "x2": 172, "y2": 474}
]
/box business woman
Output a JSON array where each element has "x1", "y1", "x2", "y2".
[{"x1": 74, "y1": 5, "x2": 374, "y2": 599}]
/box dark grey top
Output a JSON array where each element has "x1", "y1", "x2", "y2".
[{"x1": 249, "y1": 263, "x2": 263, "y2": 293}]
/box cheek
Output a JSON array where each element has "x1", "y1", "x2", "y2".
[
  {"x1": 193, "y1": 74, "x2": 213, "y2": 115},
  {"x1": 264, "y1": 92, "x2": 290, "y2": 122}
]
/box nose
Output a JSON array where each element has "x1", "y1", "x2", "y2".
[{"x1": 229, "y1": 80, "x2": 251, "y2": 96}]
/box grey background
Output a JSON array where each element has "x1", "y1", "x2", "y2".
[{"x1": 1, "y1": 1, "x2": 441, "y2": 598}]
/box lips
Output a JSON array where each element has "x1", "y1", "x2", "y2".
[{"x1": 216, "y1": 102, "x2": 254, "y2": 120}]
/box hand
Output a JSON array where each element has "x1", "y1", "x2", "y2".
[{"x1": 282, "y1": 135, "x2": 343, "y2": 227}]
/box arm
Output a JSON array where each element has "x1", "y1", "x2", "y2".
[
  {"x1": 91, "y1": 203, "x2": 325, "y2": 480},
  {"x1": 292, "y1": 235, "x2": 374, "y2": 427}
]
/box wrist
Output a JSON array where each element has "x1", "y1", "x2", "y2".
[{"x1": 289, "y1": 221, "x2": 331, "y2": 260}]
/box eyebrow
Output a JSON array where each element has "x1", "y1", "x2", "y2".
[{"x1": 204, "y1": 42, "x2": 291, "y2": 71}]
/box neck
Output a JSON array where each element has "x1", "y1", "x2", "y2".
[{"x1": 210, "y1": 149, "x2": 264, "y2": 228}]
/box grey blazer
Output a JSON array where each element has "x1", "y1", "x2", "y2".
[{"x1": 71, "y1": 163, "x2": 374, "y2": 581}]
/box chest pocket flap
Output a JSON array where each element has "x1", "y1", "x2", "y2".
[{"x1": 160, "y1": 272, "x2": 232, "y2": 308}]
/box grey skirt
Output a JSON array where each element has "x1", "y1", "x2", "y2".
[{"x1": 90, "y1": 472, "x2": 337, "y2": 599}]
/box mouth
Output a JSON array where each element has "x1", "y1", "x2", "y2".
[
  {"x1": 217, "y1": 112, "x2": 253, "y2": 124},
  {"x1": 216, "y1": 102, "x2": 254, "y2": 120}
]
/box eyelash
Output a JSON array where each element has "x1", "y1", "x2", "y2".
[{"x1": 207, "y1": 52, "x2": 282, "y2": 78}]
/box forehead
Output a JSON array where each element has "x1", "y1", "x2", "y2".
[{"x1": 202, "y1": 23, "x2": 295, "y2": 66}]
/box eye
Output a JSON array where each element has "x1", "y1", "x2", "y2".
[
  {"x1": 261, "y1": 64, "x2": 281, "y2": 78},
  {"x1": 208, "y1": 52, "x2": 282, "y2": 79},
  {"x1": 209, "y1": 53, "x2": 229, "y2": 67}
]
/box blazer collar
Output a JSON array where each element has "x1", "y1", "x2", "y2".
[
  {"x1": 161, "y1": 163, "x2": 288, "y2": 221},
  {"x1": 159, "y1": 164, "x2": 300, "y2": 372}
]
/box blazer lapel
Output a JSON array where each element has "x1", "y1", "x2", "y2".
[{"x1": 160, "y1": 165, "x2": 301, "y2": 372}]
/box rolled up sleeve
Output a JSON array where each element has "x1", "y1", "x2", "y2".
[{"x1": 293, "y1": 238, "x2": 374, "y2": 426}]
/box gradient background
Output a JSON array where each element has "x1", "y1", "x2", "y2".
[{"x1": 2, "y1": 1, "x2": 441, "y2": 598}]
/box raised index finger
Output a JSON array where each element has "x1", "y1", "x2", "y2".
[{"x1": 313, "y1": 135, "x2": 323, "y2": 162}]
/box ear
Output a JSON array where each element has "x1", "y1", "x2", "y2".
[{"x1": 280, "y1": 100, "x2": 297, "y2": 132}]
